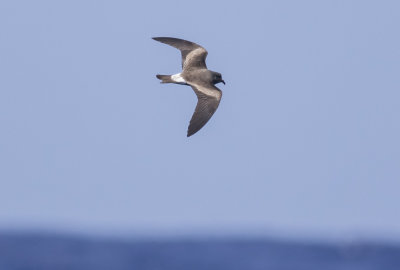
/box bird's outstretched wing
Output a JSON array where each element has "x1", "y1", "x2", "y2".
[
  {"x1": 187, "y1": 83, "x2": 222, "y2": 137},
  {"x1": 152, "y1": 37, "x2": 208, "y2": 70}
]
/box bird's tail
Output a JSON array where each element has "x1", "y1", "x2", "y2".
[{"x1": 156, "y1": 74, "x2": 174, "y2": 83}]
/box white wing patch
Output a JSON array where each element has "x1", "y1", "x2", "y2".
[{"x1": 171, "y1": 73, "x2": 187, "y2": 84}]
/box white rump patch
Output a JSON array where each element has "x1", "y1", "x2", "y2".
[{"x1": 171, "y1": 73, "x2": 187, "y2": 84}]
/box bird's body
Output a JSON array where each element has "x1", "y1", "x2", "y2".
[{"x1": 153, "y1": 37, "x2": 225, "y2": 137}]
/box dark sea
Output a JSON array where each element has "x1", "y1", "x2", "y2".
[{"x1": 1, "y1": 232, "x2": 400, "y2": 270}]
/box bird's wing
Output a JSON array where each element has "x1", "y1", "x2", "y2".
[
  {"x1": 187, "y1": 83, "x2": 222, "y2": 137},
  {"x1": 152, "y1": 37, "x2": 208, "y2": 70}
]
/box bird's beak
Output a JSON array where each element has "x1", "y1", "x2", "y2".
[{"x1": 221, "y1": 80, "x2": 225, "y2": 85}]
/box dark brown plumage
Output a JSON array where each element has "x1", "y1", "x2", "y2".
[{"x1": 152, "y1": 37, "x2": 225, "y2": 137}]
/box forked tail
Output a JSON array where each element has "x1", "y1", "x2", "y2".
[{"x1": 156, "y1": 74, "x2": 174, "y2": 83}]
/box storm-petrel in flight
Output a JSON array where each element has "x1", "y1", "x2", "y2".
[{"x1": 153, "y1": 37, "x2": 225, "y2": 137}]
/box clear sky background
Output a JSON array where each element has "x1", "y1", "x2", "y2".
[{"x1": 0, "y1": 0, "x2": 399, "y2": 240}]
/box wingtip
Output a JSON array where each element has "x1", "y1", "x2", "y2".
[
  {"x1": 187, "y1": 130, "x2": 195, "y2": 137},
  {"x1": 152, "y1": 37, "x2": 180, "y2": 43},
  {"x1": 152, "y1": 37, "x2": 165, "y2": 41}
]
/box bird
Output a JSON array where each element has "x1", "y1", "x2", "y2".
[{"x1": 152, "y1": 37, "x2": 225, "y2": 137}]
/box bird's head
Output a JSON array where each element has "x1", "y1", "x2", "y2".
[{"x1": 212, "y1": 72, "x2": 225, "y2": 85}]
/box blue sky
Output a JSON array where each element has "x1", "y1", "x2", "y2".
[{"x1": 0, "y1": 0, "x2": 399, "y2": 240}]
